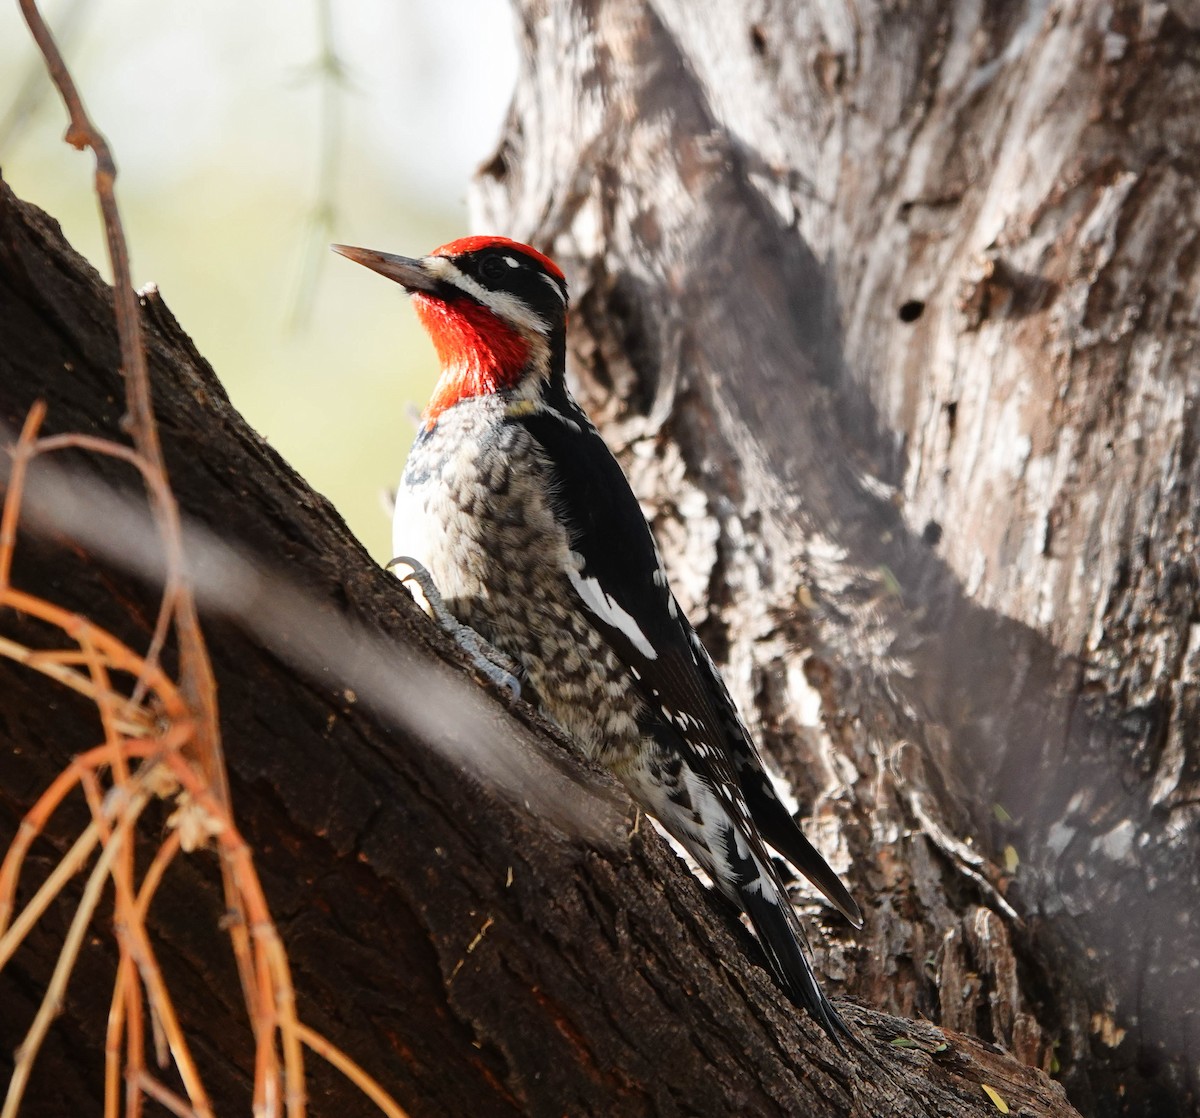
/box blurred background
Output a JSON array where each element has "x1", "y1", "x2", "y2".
[{"x1": 0, "y1": 0, "x2": 519, "y2": 561}]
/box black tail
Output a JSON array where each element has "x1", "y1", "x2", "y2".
[
  {"x1": 736, "y1": 870, "x2": 861, "y2": 1053},
  {"x1": 738, "y1": 767, "x2": 863, "y2": 928}
]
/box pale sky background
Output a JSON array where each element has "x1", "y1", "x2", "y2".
[{"x1": 0, "y1": 0, "x2": 520, "y2": 560}]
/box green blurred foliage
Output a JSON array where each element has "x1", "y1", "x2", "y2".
[{"x1": 0, "y1": 0, "x2": 516, "y2": 561}]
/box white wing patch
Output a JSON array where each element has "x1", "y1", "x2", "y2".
[{"x1": 567, "y1": 565, "x2": 659, "y2": 661}]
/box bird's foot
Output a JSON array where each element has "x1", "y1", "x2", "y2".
[{"x1": 388, "y1": 555, "x2": 523, "y2": 697}]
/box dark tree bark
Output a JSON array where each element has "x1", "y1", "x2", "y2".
[{"x1": 470, "y1": 2, "x2": 1200, "y2": 1117}]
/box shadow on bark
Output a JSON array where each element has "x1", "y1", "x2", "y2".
[
  {"x1": 469, "y1": 4, "x2": 1199, "y2": 1112},
  {"x1": 0, "y1": 175, "x2": 1082, "y2": 1117}
]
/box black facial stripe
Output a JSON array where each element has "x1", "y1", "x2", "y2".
[
  {"x1": 454, "y1": 247, "x2": 569, "y2": 322},
  {"x1": 425, "y1": 277, "x2": 475, "y2": 304}
]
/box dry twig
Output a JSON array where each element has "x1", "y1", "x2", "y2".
[{"x1": 1, "y1": 5, "x2": 412, "y2": 1116}]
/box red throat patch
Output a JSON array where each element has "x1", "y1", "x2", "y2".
[{"x1": 414, "y1": 294, "x2": 531, "y2": 426}]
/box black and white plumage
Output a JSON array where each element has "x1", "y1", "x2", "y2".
[{"x1": 333, "y1": 235, "x2": 862, "y2": 1044}]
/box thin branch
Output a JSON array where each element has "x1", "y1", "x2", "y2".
[
  {"x1": 105, "y1": 956, "x2": 129, "y2": 1118},
  {"x1": 1, "y1": 12, "x2": 344, "y2": 1106},
  {"x1": 2, "y1": 587, "x2": 189, "y2": 716},
  {"x1": 2, "y1": 791, "x2": 146, "y2": 1118},
  {"x1": 289, "y1": 0, "x2": 350, "y2": 326},
  {"x1": 0, "y1": 399, "x2": 46, "y2": 591},
  {"x1": 34, "y1": 431, "x2": 183, "y2": 709},
  {"x1": 124, "y1": 825, "x2": 178, "y2": 1118},
  {"x1": 107, "y1": 776, "x2": 215, "y2": 1118},
  {"x1": 0, "y1": 736, "x2": 176, "y2": 940},
  {"x1": 16, "y1": 0, "x2": 227, "y2": 813},
  {"x1": 0, "y1": 0, "x2": 93, "y2": 153},
  {"x1": 14, "y1": 4, "x2": 157, "y2": 475},
  {"x1": 0, "y1": 635, "x2": 153, "y2": 735},
  {"x1": 297, "y1": 1023, "x2": 411, "y2": 1118},
  {"x1": 0, "y1": 820, "x2": 102, "y2": 968},
  {"x1": 131, "y1": 1073, "x2": 202, "y2": 1118}
]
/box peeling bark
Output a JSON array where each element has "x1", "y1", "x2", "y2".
[{"x1": 474, "y1": 2, "x2": 1200, "y2": 1115}]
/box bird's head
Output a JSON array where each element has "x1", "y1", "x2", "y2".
[{"x1": 333, "y1": 235, "x2": 569, "y2": 427}]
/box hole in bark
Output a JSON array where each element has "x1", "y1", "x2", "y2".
[
  {"x1": 922, "y1": 520, "x2": 943, "y2": 547},
  {"x1": 749, "y1": 24, "x2": 767, "y2": 54},
  {"x1": 945, "y1": 400, "x2": 958, "y2": 437},
  {"x1": 898, "y1": 299, "x2": 925, "y2": 322}
]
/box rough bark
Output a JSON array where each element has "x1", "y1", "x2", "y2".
[
  {"x1": 472, "y1": 2, "x2": 1200, "y2": 1116},
  {"x1": 0, "y1": 170, "x2": 1075, "y2": 1118}
]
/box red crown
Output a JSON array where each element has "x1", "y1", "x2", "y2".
[{"x1": 430, "y1": 235, "x2": 565, "y2": 283}]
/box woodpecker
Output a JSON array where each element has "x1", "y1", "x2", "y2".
[{"x1": 333, "y1": 235, "x2": 862, "y2": 1044}]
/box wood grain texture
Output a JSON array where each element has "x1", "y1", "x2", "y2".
[{"x1": 473, "y1": 2, "x2": 1200, "y2": 1115}]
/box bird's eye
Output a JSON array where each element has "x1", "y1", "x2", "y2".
[{"x1": 479, "y1": 255, "x2": 511, "y2": 283}]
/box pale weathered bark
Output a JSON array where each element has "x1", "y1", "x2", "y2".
[{"x1": 473, "y1": 2, "x2": 1200, "y2": 1116}]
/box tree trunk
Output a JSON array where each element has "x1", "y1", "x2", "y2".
[
  {"x1": 3, "y1": 0, "x2": 1196, "y2": 1112},
  {"x1": 471, "y1": 2, "x2": 1200, "y2": 1116}
]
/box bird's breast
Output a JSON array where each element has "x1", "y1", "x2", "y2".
[{"x1": 393, "y1": 404, "x2": 646, "y2": 761}]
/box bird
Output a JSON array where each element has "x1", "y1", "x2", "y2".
[{"x1": 332, "y1": 234, "x2": 863, "y2": 1045}]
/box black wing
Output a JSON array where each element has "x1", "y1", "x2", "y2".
[{"x1": 512, "y1": 382, "x2": 860, "y2": 927}]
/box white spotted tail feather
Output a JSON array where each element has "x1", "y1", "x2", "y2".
[{"x1": 333, "y1": 234, "x2": 862, "y2": 1048}]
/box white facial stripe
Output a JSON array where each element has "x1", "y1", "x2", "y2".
[
  {"x1": 425, "y1": 254, "x2": 551, "y2": 336},
  {"x1": 540, "y1": 271, "x2": 567, "y2": 304},
  {"x1": 567, "y1": 566, "x2": 658, "y2": 660}
]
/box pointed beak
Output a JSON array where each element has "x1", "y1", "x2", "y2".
[{"x1": 330, "y1": 244, "x2": 438, "y2": 293}]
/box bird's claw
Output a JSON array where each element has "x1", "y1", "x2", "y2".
[{"x1": 389, "y1": 555, "x2": 523, "y2": 698}]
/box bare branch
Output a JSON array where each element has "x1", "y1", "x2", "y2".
[{"x1": 16, "y1": 0, "x2": 225, "y2": 809}]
